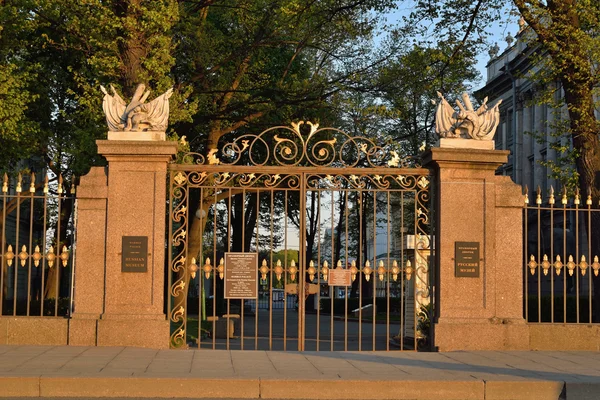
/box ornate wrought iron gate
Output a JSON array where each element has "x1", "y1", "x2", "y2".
[{"x1": 168, "y1": 123, "x2": 432, "y2": 351}]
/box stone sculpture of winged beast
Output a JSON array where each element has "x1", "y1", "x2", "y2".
[
  {"x1": 433, "y1": 92, "x2": 502, "y2": 140},
  {"x1": 100, "y1": 84, "x2": 173, "y2": 132}
]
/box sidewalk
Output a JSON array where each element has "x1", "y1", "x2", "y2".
[{"x1": 1, "y1": 345, "x2": 599, "y2": 399}]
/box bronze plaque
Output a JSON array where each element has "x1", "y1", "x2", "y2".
[
  {"x1": 122, "y1": 236, "x2": 148, "y2": 273},
  {"x1": 455, "y1": 242, "x2": 480, "y2": 277},
  {"x1": 328, "y1": 268, "x2": 352, "y2": 287},
  {"x1": 224, "y1": 252, "x2": 258, "y2": 299}
]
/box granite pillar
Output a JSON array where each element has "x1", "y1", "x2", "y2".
[
  {"x1": 69, "y1": 167, "x2": 108, "y2": 345},
  {"x1": 71, "y1": 139, "x2": 177, "y2": 349},
  {"x1": 423, "y1": 147, "x2": 529, "y2": 351}
]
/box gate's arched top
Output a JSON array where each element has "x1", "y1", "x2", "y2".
[{"x1": 182, "y1": 122, "x2": 416, "y2": 168}]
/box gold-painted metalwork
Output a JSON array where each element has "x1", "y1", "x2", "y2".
[
  {"x1": 60, "y1": 246, "x2": 69, "y2": 267},
  {"x1": 405, "y1": 259, "x2": 413, "y2": 281},
  {"x1": 166, "y1": 123, "x2": 431, "y2": 350},
  {"x1": 47, "y1": 246, "x2": 56, "y2": 268},
  {"x1": 174, "y1": 172, "x2": 187, "y2": 185},
  {"x1": 561, "y1": 187, "x2": 568, "y2": 205},
  {"x1": 189, "y1": 257, "x2": 198, "y2": 279},
  {"x1": 33, "y1": 246, "x2": 42, "y2": 267},
  {"x1": 535, "y1": 186, "x2": 542, "y2": 205},
  {"x1": 307, "y1": 260, "x2": 316, "y2": 282},
  {"x1": 567, "y1": 255, "x2": 575, "y2": 276},
  {"x1": 574, "y1": 188, "x2": 580, "y2": 205},
  {"x1": 363, "y1": 260, "x2": 372, "y2": 282},
  {"x1": 586, "y1": 189, "x2": 592, "y2": 206},
  {"x1": 57, "y1": 174, "x2": 63, "y2": 194},
  {"x1": 260, "y1": 259, "x2": 269, "y2": 280},
  {"x1": 541, "y1": 254, "x2": 550, "y2": 276},
  {"x1": 350, "y1": 259, "x2": 358, "y2": 281},
  {"x1": 528, "y1": 255, "x2": 537, "y2": 275},
  {"x1": 43, "y1": 176, "x2": 49, "y2": 193},
  {"x1": 1, "y1": 173, "x2": 7, "y2": 193},
  {"x1": 16, "y1": 173, "x2": 22, "y2": 193},
  {"x1": 580, "y1": 255, "x2": 588, "y2": 276},
  {"x1": 377, "y1": 260, "x2": 386, "y2": 281},
  {"x1": 274, "y1": 259, "x2": 283, "y2": 281},
  {"x1": 18, "y1": 245, "x2": 28, "y2": 267},
  {"x1": 29, "y1": 172, "x2": 35, "y2": 193},
  {"x1": 524, "y1": 186, "x2": 529, "y2": 204},
  {"x1": 548, "y1": 186, "x2": 555, "y2": 205},
  {"x1": 592, "y1": 256, "x2": 600, "y2": 277},
  {"x1": 5, "y1": 245, "x2": 14, "y2": 267},
  {"x1": 288, "y1": 260, "x2": 297, "y2": 282},
  {"x1": 555, "y1": 255, "x2": 563, "y2": 276},
  {"x1": 203, "y1": 257, "x2": 212, "y2": 279},
  {"x1": 391, "y1": 260, "x2": 399, "y2": 281},
  {"x1": 217, "y1": 258, "x2": 224, "y2": 279},
  {"x1": 321, "y1": 260, "x2": 329, "y2": 282}
]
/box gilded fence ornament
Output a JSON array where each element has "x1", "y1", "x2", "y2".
[
  {"x1": 541, "y1": 255, "x2": 550, "y2": 276},
  {"x1": 567, "y1": 255, "x2": 576, "y2": 276},
  {"x1": 217, "y1": 258, "x2": 224, "y2": 279},
  {"x1": 377, "y1": 260, "x2": 386, "y2": 281},
  {"x1": 528, "y1": 255, "x2": 537, "y2": 275},
  {"x1": 5, "y1": 245, "x2": 14, "y2": 267},
  {"x1": 2, "y1": 174, "x2": 7, "y2": 193},
  {"x1": 181, "y1": 121, "x2": 413, "y2": 168},
  {"x1": 288, "y1": 260, "x2": 297, "y2": 282},
  {"x1": 33, "y1": 246, "x2": 42, "y2": 267},
  {"x1": 260, "y1": 260, "x2": 269, "y2": 280},
  {"x1": 307, "y1": 260, "x2": 316, "y2": 282},
  {"x1": 47, "y1": 246, "x2": 55, "y2": 268},
  {"x1": 60, "y1": 246, "x2": 69, "y2": 267},
  {"x1": 203, "y1": 257, "x2": 212, "y2": 279},
  {"x1": 350, "y1": 260, "x2": 358, "y2": 281},
  {"x1": 391, "y1": 260, "x2": 400, "y2": 282},
  {"x1": 189, "y1": 257, "x2": 198, "y2": 279},
  {"x1": 274, "y1": 260, "x2": 283, "y2": 281},
  {"x1": 18, "y1": 245, "x2": 28, "y2": 267},
  {"x1": 555, "y1": 255, "x2": 563, "y2": 276},
  {"x1": 433, "y1": 92, "x2": 502, "y2": 140},
  {"x1": 363, "y1": 260, "x2": 372, "y2": 282},
  {"x1": 101, "y1": 84, "x2": 173, "y2": 132},
  {"x1": 321, "y1": 260, "x2": 329, "y2": 282},
  {"x1": 592, "y1": 256, "x2": 600, "y2": 276},
  {"x1": 405, "y1": 259, "x2": 413, "y2": 281},
  {"x1": 580, "y1": 255, "x2": 588, "y2": 276}
]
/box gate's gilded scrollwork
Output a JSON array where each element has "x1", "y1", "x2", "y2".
[{"x1": 168, "y1": 122, "x2": 432, "y2": 351}]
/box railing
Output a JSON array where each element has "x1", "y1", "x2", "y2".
[
  {"x1": 524, "y1": 186, "x2": 599, "y2": 324},
  {"x1": 0, "y1": 173, "x2": 76, "y2": 317}
]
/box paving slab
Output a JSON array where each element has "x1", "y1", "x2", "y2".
[{"x1": 0, "y1": 346, "x2": 599, "y2": 398}]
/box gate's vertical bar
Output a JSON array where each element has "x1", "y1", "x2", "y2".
[
  {"x1": 372, "y1": 190, "x2": 377, "y2": 351},
  {"x1": 13, "y1": 173, "x2": 22, "y2": 316},
  {"x1": 563, "y1": 188, "x2": 567, "y2": 322},
  {"x1": 198, "y1": 186, "x2": 205, "y2": 349},
  {"x1": 315, "y1": 189, "x2": 322, "y2": 351},
  {"x1": 400, "y1": 191, "x2": 405, "y2": 350},
  {"x1": 26, "y1": 174, "x2": 34, "y2": 316},
  {"x1": 269, "y1": 189, "x2": 274, "y2": 350},
  {"x1": 54, "y1": 177, "x2": 64, "y2": 317},
  {"x1": 358, "y1": 189, "x2": 363, "y2": 351},
  {"x1": 536, "y1": 187, "x2": 541, "y2": 322},
  {"x1": 575, "y1": 190, "x2": 580, "y2": 323},
  {"x1": 550, "y1": 188, "x2": 555, "y2": 323},
  {"x1": 40, "y1": 178, "x2": 48, "y2": 316},
  {"x1": 524, "y1": 188, "x2": 529, "y2": 322},
  {"x1": 283, "y1": 190, "x2": 289, "y2": 351},
  {"x1": 0, "y1": 175, "x2": 7, "y2": 316},
  {"x1": 212, "y1": 185, "x2": 218, "y2": 349},
  {"x1": 344, "y1": 190, "x2": 349, "y2": 352},
  {"x1": 254, "y1": 189, "x2": 259, "y2": 350},
  {"x1": 227, "y1": 187, "x2": 233, "y2": 350},
  {"x1": 330, "y1": 188, "x2": 335, "y2": 351},
  {"x1": 386, "y1": 190, "x2": 391, "y2": 351},
  {"x1": 587, "y1": 191, "x2": 592, "y2": 323},
  {"x1": 299, "y1": 173, "x2": 307, "y2": 351}
]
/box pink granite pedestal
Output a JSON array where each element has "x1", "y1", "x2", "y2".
[
  {"x1": 71, "y1": 140, "x2": 177, "y2": 349},
  {"x1": 423, "y1": 147, "x2": 529, "y2": 351}
]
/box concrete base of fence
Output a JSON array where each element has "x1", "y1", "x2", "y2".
[
  {"x1": 96, "y1": 317, "x2": 170, "y2": 349},
  {"x1": 0, "y1": 317, "x2": 68, "y2": 345},
  {"x1": 435, "y1": 319, "x2": 530, "y2": 351},
  {"x1": 529, "y1": 324, "x2": 600, "y2": 351}
]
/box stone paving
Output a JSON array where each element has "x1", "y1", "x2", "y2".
[{"x1": 0, "y1": 345, "x2": 599, "y2": 399}]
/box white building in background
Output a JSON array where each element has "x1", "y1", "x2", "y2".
[{"x1": 475, "y1": 29, "x2": 564, "y2": 195}]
